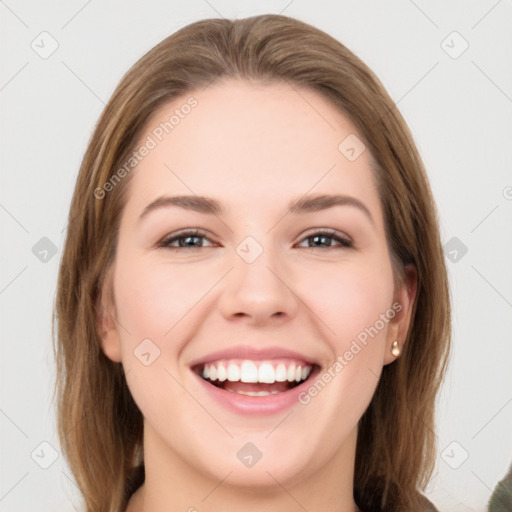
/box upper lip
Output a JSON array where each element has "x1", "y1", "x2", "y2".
[{"x1": 188, "y1": 345, "x2": 320, "y2": 368}]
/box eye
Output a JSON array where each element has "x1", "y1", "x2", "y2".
[
  {"x1": 157, "y1": 229, "x2": 215, "y2": 250},
  {"x1": 296, "y1": 229, "x2": 353, "y2": 249},
  {"x1": 157, "y1": 228, "x2": 353, "y2": 250}
]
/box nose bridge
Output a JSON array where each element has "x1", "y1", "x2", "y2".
[{"x1": 218, "y1": 233, "x2": 298, "y2": 323}]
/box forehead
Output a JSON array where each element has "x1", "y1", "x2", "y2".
[{"x1": 125, "y1": 79, "x2": 381, "y2": 222}]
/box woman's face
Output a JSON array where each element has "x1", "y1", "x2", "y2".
[{"x1": 100, "y1": 79, "x2": 416, "y2": 490}]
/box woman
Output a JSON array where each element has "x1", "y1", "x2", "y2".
[{"x1": 53, "y1": 14, "x2": 451, "y2": 512}]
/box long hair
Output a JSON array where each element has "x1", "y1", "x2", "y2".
[{"x1": 52, "y1": 14, "x2": 451, "y2": 512}]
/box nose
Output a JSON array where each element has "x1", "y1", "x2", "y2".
[{"x1": 217, "y1": 242, "x2": 299, "y2": 327}]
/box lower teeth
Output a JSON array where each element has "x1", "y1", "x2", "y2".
[
  {"x1": 199, "y1": 371, "x2": 313, "y2": 396},
  {"x1": 226, "y1": 389, "x2": 281, "y2": 396}
]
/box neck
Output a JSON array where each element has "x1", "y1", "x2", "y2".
[{"x1": 126, "y1": 421, "x2": 359, "y2": 512}]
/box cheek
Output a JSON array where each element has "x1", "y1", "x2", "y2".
[
  {"x1": 302, "y1": 259, "x2": 394, "y2": 346},
  {"x1": 112, "y1": 258, "x2": 203, "y2": 420},
  {"x1": 114, "y1": 258, "x2": 212, "y2": 340}
]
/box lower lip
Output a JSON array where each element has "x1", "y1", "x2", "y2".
[{"x1": 192, "y1": 368, "x2": 319, "y2": 415}]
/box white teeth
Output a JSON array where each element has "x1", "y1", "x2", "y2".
[
  {"x1": 240, "y1": 361, "x2": 258, "y2": 383},
  {"x1": 227, "y1": 389, "x2": 280, "y2": 396},
  {"x1": 227, "y1": 363, "x2": 240, "y2": 382},
  {"x1": 217, "y1": 363, "x2": 227, "y2": 382},
  {"x1": 200, "y1": 360, "x2": 313, "y2": 384},
  {"x1": 258, "y1": 362, "x2": 275, "y2": 383},
  {"x1": 275, "y1": 363, "x2": 287, "y2": 382},
  {"x1": 287, "y1": 363, "x2": 296, "y2": 382}
]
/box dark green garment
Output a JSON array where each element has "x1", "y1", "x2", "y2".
[{"x1": 488, "y1": 463, "x2": 512, "y2": 511}]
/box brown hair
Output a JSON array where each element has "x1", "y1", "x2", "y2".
[{"x1": 52, "y1": 13, "x2": 451, "y2": 512}]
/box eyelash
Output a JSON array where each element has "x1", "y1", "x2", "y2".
[{"x1": 156, "y1": 228, "x2": 354, "y2": 250}]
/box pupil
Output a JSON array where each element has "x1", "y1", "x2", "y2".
[
  {"x1": 312, "y1": 235, "x2": 330, "y2": 247},
  {"x1": 181, "y1": 236, "x2": 200, "y2": 247}
]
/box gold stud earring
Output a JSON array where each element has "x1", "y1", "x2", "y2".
[{"x1": 391, "y1": 340, "x2": 400, "y2": 357}]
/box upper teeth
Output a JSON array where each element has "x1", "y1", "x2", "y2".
[{"x1": 202, "y1": 360, "x2": 312, "y2": 384}]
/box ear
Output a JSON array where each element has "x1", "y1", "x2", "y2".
[
  {"x1": 383, "y1": 263, "x2": 418, "y2": 365},
  {"x1": 97, "y1": 267, "x2": 122, "y2": 363}
]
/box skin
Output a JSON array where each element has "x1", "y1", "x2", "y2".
[{"x1": 99, "y1": 79, "x2": 417, "y2": 512}]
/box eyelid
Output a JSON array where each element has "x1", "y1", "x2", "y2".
[
  {"x1": 155, "y1": 228, "x2": 215, "y2": 249},
  {"x1": 298, "y1": 228, "x2": 353, "y2": 248},
  {"x1": 302, "y1": 227, "x2": 350, "y2": 240}
]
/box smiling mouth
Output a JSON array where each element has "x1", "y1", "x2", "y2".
[{"x1": 192, "y1": 360, "x2": 320, "y2": 396}]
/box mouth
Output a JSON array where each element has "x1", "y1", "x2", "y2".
[{"x1": 191, "y1": 359, "x2": 321, "y2": 397}]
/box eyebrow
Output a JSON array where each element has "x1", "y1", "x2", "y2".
[{"x1": 138, "y1": 193, "x2": 374, "y2": 225}]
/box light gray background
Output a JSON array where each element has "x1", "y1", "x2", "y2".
[{"x1": 1, "y1": 1, "x2": 511, "y2": 511}]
